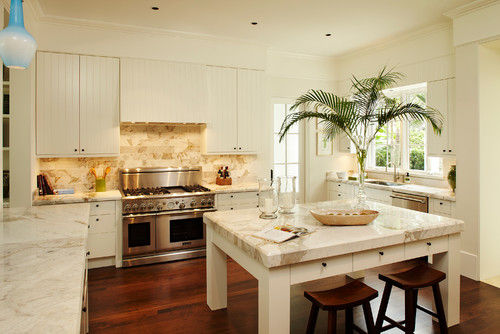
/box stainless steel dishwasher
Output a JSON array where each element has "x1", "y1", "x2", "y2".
[{"x1": 390, "y1": 191, "x2": 428, "y2": 212}]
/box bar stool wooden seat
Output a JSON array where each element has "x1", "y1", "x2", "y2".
[
  {"x1": 304, "y1": 280, "x2": 378, "y2": 334},
  {"x1": 375, "y1": 264, "x2": 448, "y2": 333}
]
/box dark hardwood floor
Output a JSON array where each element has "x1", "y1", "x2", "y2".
[{"x1": 89, "y1": 258, "x2": 500, "y2": 333}]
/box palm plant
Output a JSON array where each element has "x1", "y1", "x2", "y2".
[{"x1": 279, "y1": 67, "x2": 443, "y2": 207}]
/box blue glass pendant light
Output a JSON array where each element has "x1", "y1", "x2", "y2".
[{"x1": 0, "y1": 0, "x2": 37, "y2": 69}]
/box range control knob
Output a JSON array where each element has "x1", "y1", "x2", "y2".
[
  {"x1": 156, "y1": 203, "x2": 163, "y2": 211},
  {"x1": 139, "y1": 203, "x2": 147, "y2": 211},
  {"x1": 207, "y1": 198, "x2": 214, "y2": 206},
  {"x1": 124, "y1": 204, "x2": 131, "y2": 212},
  {"x1": 132, "y1": 204, "x2": 139, "y2": 211},
  {"x1": 167, "y1": 201, "x2": 176, "y2": 209},
  {"x1": 147, "y1": 203, "x2": 154, "y2": 210},
  {"x1": 179, "y1": 202, "x2": 186, "y2": 209},
  {"x1": 200, "y1": 199, "x2": 206, "y2": 205},
  {"x1": 190, "y1": 200, "x2": 197, "y2": 207}
]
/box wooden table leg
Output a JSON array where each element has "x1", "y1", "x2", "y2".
[
  {"x1": 432, "y1": 232, "x2": 461, "y2": 327},
  {"x1": 258, "y1": 266, "x2": 291, "y2": 334},
  {"x1": 206, "y1": 226, "x2": 228, "y2": 310}
]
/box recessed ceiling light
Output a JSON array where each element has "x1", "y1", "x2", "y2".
[
  {"x1": 325, "y1": 33, "x2": 332, "y2": 37},
  {"x1": 251, "y1": 22, "x2": 258, "y2": 25},
  {"x1": 152, "y1": 6, "x2": 159, "y2": 11}
]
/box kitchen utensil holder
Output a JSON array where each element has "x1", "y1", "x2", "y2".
[{"x1": 95, "y1": 178, "x2": 106, "y2": 192}]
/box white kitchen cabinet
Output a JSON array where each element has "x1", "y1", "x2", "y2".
[
  {"x1": 339, "y1": 134, "x2": 355, "y2": 153},
  {"x1": 203, "y1": 66, "x2": 264, "y2": 154},
  {"x1": 216, "y1": 191, "x2": 259, "y2": 211},
  {"x1": 36, "y1": 52, "x2": 120, "y2": 157},
  {"x1": 120, "y1": 58, "x2": 208, "y2": 123},
  {"x1": 87, "y1": 201, "x2": 116, "y2": 267},
  {"x1": 426, "y1": 78, "x2": 455, "y2": 156},
  {"x1": 327, "y1": 181, "x2": 355, "y2": 200},
  {"x1": 428, "y1": 198, "x2": 456, "y2": 218}
]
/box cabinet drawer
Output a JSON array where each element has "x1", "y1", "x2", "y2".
[
  {"x1": 328, "y1": 190, "x2": 342, "y2": 200},
  {"x1": 291, "y1": 254, "x2": 352, "y2": 285},
  {"x1": 90, "y1": 201, "x2": 115, "y2": 215},
  {"x1": 217, "y1": 193, "x2": 234, "y2": 204},
  {"x1": 365, "y1": 188, "x2": 391, "y2": 203},
  {"x1": 89, "y1": 214, "x2": 115, "y2": 234},
  {"x1": 405, "y1": 236, "x2": 448, "y2": 260},
  {"x1": 432, "y1": 199, "x2": 451, "y2": 216},
  {"x1": 87, "y1": 232, "x2": 116, "y2": 258},
  {"x1": 353, "y1": 245, "x2": 404, "y2": 271}
]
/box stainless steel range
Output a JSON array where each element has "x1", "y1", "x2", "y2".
[{"x1": 120, "y1": 167, "x2": 215, "y2": 267}]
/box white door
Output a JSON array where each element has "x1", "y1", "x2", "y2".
[
  {"x1": 79, "y1": 55, "x2": 120, "y2": 155},
  {"x1": 36, "y1": 52, "x2": 80, "y2": 155}
]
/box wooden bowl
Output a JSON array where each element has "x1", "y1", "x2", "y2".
[{"x1": 310, "y1": 209, "x2": 379, "y2": 226}]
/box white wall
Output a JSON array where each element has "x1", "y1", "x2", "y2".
[{"x1": 478, "y1": 43, "x2": 500, "y2": 280}]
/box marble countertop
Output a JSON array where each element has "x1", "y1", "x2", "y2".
[
  {"x1": 203, "y1": 182, "x2": 259, "y2": 193},
  {"x1": 0, "y1": 203, "x2": 90, "y2": 334},
  {"x1": 203, "y1": 199, "x2": 464, "y2": 268},
  {"x1": 33, "y1": 190, "x2": 121, "y2": 205},
  {"x1": 326, "y1": 177, "x2": 456, "y2": 201}
]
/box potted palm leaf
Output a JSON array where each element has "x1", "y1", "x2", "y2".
[{"x1": 279, "y1": 67, "x2": 443, "y2": 208}]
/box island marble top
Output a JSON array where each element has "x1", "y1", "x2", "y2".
[
  {"x1": 203, "y1": 200, "x2": 464, "y2": 268},
  {"x1": 0, "y1": 203, "x2": 90, "y2": 334}
]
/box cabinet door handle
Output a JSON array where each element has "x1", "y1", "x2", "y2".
[
  {"x1": 379, "y1": 251, "x2": 384, "y2": 256},
  {"x1": 427, "y1": 242, "x2": 432, "y2": 246},
  {"x1": 322, "y1": 262, "x2": 327, "y2": 267}
]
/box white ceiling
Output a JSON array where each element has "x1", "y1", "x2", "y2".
[{"x1": 32, "y1": 0, "x2": 474, "y2": 57}]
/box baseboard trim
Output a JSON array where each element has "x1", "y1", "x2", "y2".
[
  {"x1": 88, "y1": 256, "x2": 116, "y2": 269},
  {"x1": 461, "y1": 250, "x2": 477, "y2": 280}
]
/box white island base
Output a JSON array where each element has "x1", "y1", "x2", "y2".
[{"x1": 204, "y1": 200, "x2": 463, "y2": 333}]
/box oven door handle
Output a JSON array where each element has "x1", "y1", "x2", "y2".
[
  {"x1": 123, "y1": 212, "x2": 158, "y2": 218},
  {"x1": 155, "y1": 208, "x2": 217, "y2": 216},
  {"x1": 390, "y1": 194, "x2": 427, "y2": 204}
]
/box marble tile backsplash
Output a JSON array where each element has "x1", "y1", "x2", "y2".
[{"x1": 38, "y1": 124, "x2": 259, "y2": 193}]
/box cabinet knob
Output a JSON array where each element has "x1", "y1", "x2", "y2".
[
  {"x1": 96, "y1": 218, "x2": 99, "y2": 222},
  {"x1": 239, "y1": 147, "x2": 242, "y2": 150},
  {"x1": 230, "y1": 207, "x2": 233, "y2": 210},
  {"x1": 81, "y1": 149, "x2": 85, "y2": 152},
  {"x1": 86, "y1": 251, "x2": 90, "y2": 256},
  {"x1": 82, "y1": 306, "x2": 87, "y2": 312},
  {"x1": 230, "y1": 195, "x2": 233, "y2": 198},
  {"x1": 379, "y1": 251, "x2": 384, "y2": 256},
  {"x1": 347, "y1": 146, "x2": 350, "y2": 149},
  {"x1": 427, "y1": 242, "x2": 432, "y2": 246},
  {"x1": 338, "y1": 194, "x2": 341, "y2": 197},
  {"x1": 440, "y1": 202, "x2": 443, "y2": 205},
  {"x1": 443, "y1": 149, "x2": 446, "y2": 152},
  {"x1": 322, "y1": 262, "x2": 327, "y2": 267},
  {"x1": 449, "y1": 150, "x2": 452, "y2": 152},
  {"x1": 96, "y1": 204, "x2": 99, "y2": 207},
  {"x1": 234, "y1": 147, "x2": 236, "y2": 150},
  {"x1": 74, "y1": 149, "x2": 77, "y2": 152}
]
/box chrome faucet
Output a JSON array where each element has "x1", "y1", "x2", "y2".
[{"x1": 387, "y1": 162, "x2": 398, "y2": 182}]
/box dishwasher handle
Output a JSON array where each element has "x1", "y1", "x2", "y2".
[{"x1": 390, "y1": 194, "x2": 427, "y2": 204}]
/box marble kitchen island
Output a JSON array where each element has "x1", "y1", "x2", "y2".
[
  {"x1": 0, "y1": 204, "x2": 90, "y2": 334},
  {"x1": 204, "y1": 199, "x2": 464, "y2": 334}
]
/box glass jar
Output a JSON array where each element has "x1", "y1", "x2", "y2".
[
  {"x1": 277, "y1": 176, "x2": 296, "y2": 214},
  {"x1": 258, "y1": 178, "x2": 278, "y2": 219}
]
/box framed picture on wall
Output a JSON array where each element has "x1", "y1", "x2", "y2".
[{"x1": 316, "y1": 131, "x2": 333, "y2": 156}]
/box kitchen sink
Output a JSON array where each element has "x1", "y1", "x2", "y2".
[{"x1": 365, "y1": 180, "x2": 403, "y2": 187}]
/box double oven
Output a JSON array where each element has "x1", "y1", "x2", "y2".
[{"x1": 121, "y1": 167, "x2": 216, "y2": 267}]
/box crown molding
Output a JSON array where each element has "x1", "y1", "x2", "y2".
[
  {"x1": 336, "y1": 21, "x2": 452, "y2": 61},
  {"x1": 444, "y1": 0, "x2": 499, "y2": 19}
]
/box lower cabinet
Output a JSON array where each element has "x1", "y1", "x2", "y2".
[
  {"x1": 428, "y1": 198, "x2": 456, "y2": 218},
  {"x1": 87, "y1": 201, "x2": 118, "y2": 268},
  {"x1": 364, "y1": 187, "x2": 392, "y2": 205},
  {"x1": 217, "y1": 191, "x2": 259, "y2": 211},
  {"x1": 327, "y1": 181, "x2": 355, "y2": 200}
]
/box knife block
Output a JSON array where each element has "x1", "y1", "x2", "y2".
[{"x1": 216, "y1": 177, "x2": 232, "y2": 185}]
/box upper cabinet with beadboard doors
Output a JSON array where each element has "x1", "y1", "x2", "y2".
[
  {"x1": 203, "y1": 66, "x2": 264, "y2": 154},
  {"x1": 120, "y1": 58, "x2": 208, "y2": 123},
  {"x1": 36, "y1": 52, "x2": 120, "y2": 157},
  {"x1": 426, "y1": 78, "x2": 455, "y2": 157}
]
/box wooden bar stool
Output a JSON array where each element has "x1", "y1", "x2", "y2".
[
  {"x1": 375, "y1": 265, "x2": 448, "y2": 333},
  {"x1": 304, "y1": 280, "x2": 378, "y2": 334}
]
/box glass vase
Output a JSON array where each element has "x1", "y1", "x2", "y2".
[
  {"x1": 355, "y1": 148, "x2": 368, "y2": 209},
  {"x1": 277, "y1": 176, "x2": 296, "y2": 214},
  {"x1": 258, "y1": 178, "x2": 278, "y2": 219}
]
